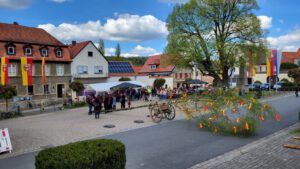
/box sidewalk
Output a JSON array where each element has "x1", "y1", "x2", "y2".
[{"x1": 189, "y1": 123, "x2": 300, "y2": 169}]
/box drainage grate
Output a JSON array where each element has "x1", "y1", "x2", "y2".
[
  {"x1": 134, "y1": 120, "x2": 144, "y2": 124},
  {"x1": 103, "y1": 124, "x2": 116, "y2": 128}
]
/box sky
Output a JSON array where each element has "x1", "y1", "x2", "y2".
[{"x1": 0, "y1": 0, "x2": 300, "y2": 57}]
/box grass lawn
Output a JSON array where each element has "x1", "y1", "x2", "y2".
[{"x1": 289, "y1": 128, "x2": 300, "y2": 134}]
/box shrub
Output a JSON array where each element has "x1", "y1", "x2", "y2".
[
  {"x1": 35, "y1": 139, "x2": 126, "y2": 169},
  {"x1": 280, "y1": 78, "x2": 290, "y2": 83},
  {"x1": 119, "y1": 77, "x2": 131, "y2": 81},
  {"x1": 254, "y1": 80, "x2": 262, "y2": 84},
  {"x1": 153, "y1": 78, "x2": 166, "y2": 88},
  {"x1": 69, "y1": 80, "x2": 85, "y2": 94},
  {"x1": 0, "y1": 85, "x2": 17, "y2": 113},
  {"x1": 280, "y1": 62, "x2": 298, "y2": 70}
]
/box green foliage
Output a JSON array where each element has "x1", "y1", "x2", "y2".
[
  {"x1": 106, "y1": 56, "x2": 147, "y2": 66},
  {"x1": 69, "y1": 81, "x2": 85, "y2": 93},
  {"x1": 35, "y1": 139, "x2": 126, "y2": 169},
  {"x1": 153, "y1": 78, "x2": 166, "y2": 88},
  {"x1": 288, "y1": 68, "x2": 300, "y2": 85},
  {"x1": 174, "y1": 88, "x2": 278, "y2": 136},
  {"x1": 280, "y1": 62, "x2": 298, "y2": 70},
  {"x1": 0, "y1": 85, "x2": 17, "y2": 112},
  {"x1": 98, "y1": 39, "x2": 105, "y2": 56},
  {"x1": 119, "y1": 77, "x2": 131, "y2": 81},
  {"x1": 115, "y1": 43, "x2": 121, "y2": 57},
  {"x1": 280, "y1": 78, "x2": 290, "y2": 83},
  {"x1": 254, "y1": 80, "x2": 262, "y2": 84},
  {"x1": 165, "y1": 0, "x2": 265, "y2": 86}
]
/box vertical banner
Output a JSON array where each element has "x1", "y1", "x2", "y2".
[
  {"x1": 270, "y1": 49, "x2": 276, "y2": 77},
  {"x1": 21, "y1": 57, "x2": 33, "y2": 86},
  {"x1": 42, "y1": 58, "x2": 46, "y2": 85},
  {"x1": 266, "y1": 49, "x2": 271, "y2": 77},
  {"x1": 1, "y1": 57, "x2": 8, "y2": 85},
  {"x1": 276, "y1": 50, "x2": 282, "y2": 77}
]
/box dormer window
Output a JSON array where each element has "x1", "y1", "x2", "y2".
[
  {"x1": 55, "y1": 48, "x2": 63, "y2": 58},
  {"x1": 6, "y1": 42, "x2": 16, "y2": 55},
  {"x1": 150, "y1": 65, "x2": 157, "y2": 70},
  {"x1": 40, "y1": 46, "x2": 48, "y2": 57},
  {"x1": 23, "y1": 45, "x2": 33, "y2": 56}
]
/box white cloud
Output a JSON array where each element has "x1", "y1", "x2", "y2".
[
  {"x1": 105, "y1": 48, "x2": 116, "y2": 56},
  {"x1": 258, "y1": 15, "x2": 272, "y2": 29},
  {"x1": 105, "y1": 45, "x2": 160, "y2": 57},
  {"x1": 38, "y1": 14, "x2": 168, "y2": 42},
  {"x1": 158, "y1": 0, "x2": 188, "y2": 4},
  {"x1": 0, "y1": 0, "x2": 31, "y2": 9},
  {"x1": 267, "y1": 28, "x2": 300, "y2": 51},
  {"x1": 51, "y1": 0, "x2": 68, "y2": 3}
]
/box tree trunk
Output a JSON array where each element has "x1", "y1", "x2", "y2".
[{"x1": 5, "y1": 98, "x2": 8, "y2": 113}]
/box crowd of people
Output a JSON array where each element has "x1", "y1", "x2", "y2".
[{"x1": 85, "y1": 85, "x2": 207, "y2": 119}]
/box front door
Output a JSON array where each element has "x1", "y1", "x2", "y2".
[{"x1": 57, "y1": 84, "x2": 64, "y2": 98}]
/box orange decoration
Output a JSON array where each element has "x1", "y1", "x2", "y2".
[
  {"x1": 275, "y1": 113, "x2": 281, "y2": 121},
  {"x1": 248, "y1": 103, "x2": 252, "y2": 110},
  {"x1": 232, "y1": 126, "x2": 237, "y2": 134},
  {"x1": 221, "y1": 109, "x2": 226, "y2": 117},
  {"x1": 259, "y1": 115, "x2": 264, "y2": 122},
  {"x1": 239, "y1": 100, "x2": 244, "y2": 106},
  {"x1": 203, "y1": 105, "x2": 208, "y2": 112},
  {"x1": 236, "y1": 117, "x2": 240, "y2": 123},
  {"x1": 245, "y1": 122, "x2": 249, "y2": 130},
  {"x1": 198, "y1": 123, "x2": 203, "y2": 128}
]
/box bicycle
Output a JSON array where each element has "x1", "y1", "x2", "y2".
[{"x1": 148, "y1": 101, "x2": 176, "y2": 123}]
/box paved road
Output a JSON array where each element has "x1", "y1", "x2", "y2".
[{"x1": 0, "y1": 94, "x2": 299, "y2": 169}]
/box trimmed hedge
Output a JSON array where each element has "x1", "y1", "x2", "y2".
[{"x1": 35, "y1": 139, "x2": 126, "y2": 169}]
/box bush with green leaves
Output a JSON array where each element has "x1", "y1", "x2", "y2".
[
  {"x1": 280, "y1": 62, "x2": 298, "y2": 70},
  {"x1": 153, "y1": 78, "x2": 166, "y2": 89},
  {"x1": 69, "y1": 80, "x2": 85, "y2": 94},
  {"x1": 0, "y1": 85, "x2": 17, "y2": 112},
  {"x1": 35, "y1": 139, "x2": 126, "y2": 169},
  {"x1": 254, "y1": 80, "x2": 262, "y2": 84},
  {"x1": 119, "y1": 77, "x2": 131, "y2": 81}
]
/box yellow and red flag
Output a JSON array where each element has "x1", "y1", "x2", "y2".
[
  {"x1": 42, "y1": 58, "x2": 46, "y2": 85},
  {"x1": 1, "y1": 57, "x2": 9, "y2": 85},
  {"x1": 21, "y1": 57, "x2": 33, "y2": 86}
]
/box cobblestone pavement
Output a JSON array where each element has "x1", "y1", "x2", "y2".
[
  {"x1": 0, "y1": 99, "x2": 184, "y2": 159},
  {"x1": 189, "y1": 123, "x2": 300, "y2": 169}
]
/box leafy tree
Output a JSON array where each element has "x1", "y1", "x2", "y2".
[
  {"x1": 153, "y1": 78, "x2": 166, "y2": 88},
  {"x1": 0, "y1": 85, "x2": 17, "y2": 112},
  {"x1": 288, "y1": 68, "x2": 300, "y2": 85},
  {"x1": 280, "y1": 62, "x2": 298, "y2": 70},
  {"x1": 97, "y1": 39, "x2": 105, "y2": 56},
  {"x1": 119, "y1": 77, "x2": 131, "y2": 81},
  {"x1": 165, "y1": 0, "x2": 265, "y2": 87},
  {"x1": 69, "y1": 81, "x2": 85, "y2": 96},
  {"x1": 115, "y1": 43, "x2": 121, "y2": 58}
]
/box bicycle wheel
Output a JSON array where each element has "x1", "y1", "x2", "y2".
[
  {"x1": 150, "y1": 106, "x2": 163, "y2": 123},
  {"x1": 166, "y1": 104, "x2": 176, "y2": 120}
]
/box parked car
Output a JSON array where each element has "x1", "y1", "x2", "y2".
[
  {"x1": 248, "y1": 83, "x2": 261, "y2": 90},
  {"x1": 260, "y1": 83, "x2": 272, "y2": 90},
  {"x1": 273, "y1": 82, "x2": 283, "y2": 89}
]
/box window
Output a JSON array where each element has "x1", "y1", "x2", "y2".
[
  {"x1": 77, "y1": 65, "x2": 88, "y2": 74},
  {"x1": 297, "y1": 60, "x2": 300, "y2": 66},
  {"x1": 45, "y1": 64, "x2": 50, "y2": 76},
  {"x1": 40, "y1": 47, "x2": 48, "y2": 57},
  {"x1": 56, "y1": 65, "x2": 64, "y2": 76},
  {"x1": 44, "y1": 84, "x2": 49, "y2": 94},
  {"x1": 55, "y1": 49, "x2": 63, "y2": 58},
  {"x1": 8, "y1": 64, "x2": 17, "y2": 77},
  {"x1": 7, "y1": 46, "x2": 15, "y2": 55},
  {"x1": 185, "y1": 73, "x2": 188, "y2": 79},
  {"x1": 28, "y1": 86, "x2": 34, "y2": 95},
  {"x1": 94, "y1": 66, "x2": 103, "y2": 74},
  {"x1": 179, "y1": 73, "x2": 183, "y2": 79},
  {"x1": 88, "y1": 51, "x2": 93, "y2": 57},
  {"x1": 25, "y1": 48, "x2": 32, "y2": 56},
  {"x1": 150, "y1": 65, "x2": 156, "y2": 70}
]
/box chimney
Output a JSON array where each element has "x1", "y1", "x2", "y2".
[
  {"x1": 13, "y1": 22, "x2": 19, "y2": 25},
  {"x1": 72, "y1": 41, "x2": 76, "y2": 45}
]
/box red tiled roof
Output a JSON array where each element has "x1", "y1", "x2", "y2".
[
  {"x1": 139, "y1": 55, "x2": 175, "y2": 73},
  {"x1": 282, "y1": 48, "x2": 300, "y2": 63},
  {"x1": 0, "y1": 23, "x2": 65, "y2": 46},
  {"x1": 132, "y1": 65, "x2": 143, "y2": 74},
  {"x1": 0, "y1": 23, "x2": 71, "y2": 61},
  {"x1": 68, "y1": 41, "x2": 90, "y2": 59}
]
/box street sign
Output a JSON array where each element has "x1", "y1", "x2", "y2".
[{"x1": 0, "y1": 128, "x2": 12, "y2": 153}]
